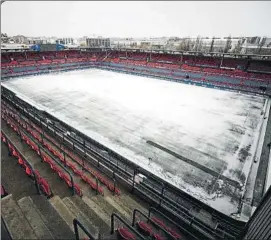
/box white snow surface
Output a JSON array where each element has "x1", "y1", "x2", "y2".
[{"x1": 2, "y1": 69, "x2": 267, "y2": 215}]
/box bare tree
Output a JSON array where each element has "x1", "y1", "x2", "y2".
[
  {"x1": 193, "y1": 35, "x2": 203, "y2": 52},
  {"x1": 186, "y1": 38, "x2": 192, "y2": 51},
  {"x1": 224, "y1": 35, "x2": 232, "y2": 53},
  {"x1": 258, "y1": 36, "x2": 267, "y2": 54},
  {"x1": 233, "y1": 38, "x2": 243, "y2": 54},
  {"x1": 209, "y1": 37, "x2": 215, "y2": 53}
]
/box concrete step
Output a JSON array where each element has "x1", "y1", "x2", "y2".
[
  {"x1": 121, "y1": 194, "x2": 148, "y2": 214},
  {"x1": 104, "y1": 196, "x2": 131, "y2": 220},
  {"x1": 30, "y1": 195, "x2": 74, "y2": 239},
  {"x1": 17, "y1": 196, "x2": 54, "y2": 239},
  {"x1": 70, "y1": 195, "x2": 110, "y2": 235},
  {"x1": 92, "y1": 195, "x2": 130, "y2": 220},
  {"x1": 1, "y1": 194, "x2": 37, "y2": 239},
  {"x1": 110, "y1": 194, "x2": 147, "y2": 219},
  {"x1": 63, "y1": 197, "x2": 99, "y2": 239},
  {"x1": 101, "y1": 232, "x2": 118, "y2": 240},
  {"x1": 49, "y1": 195, "x2": 75, "y2": 231}
]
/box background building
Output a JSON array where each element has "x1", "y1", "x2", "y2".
[
  {"x1": 56, "y1": 38, "x2": 74, "y2": 45},
  {"x1": 86, "y1": 37, "x2": 110, "y2": 48}
]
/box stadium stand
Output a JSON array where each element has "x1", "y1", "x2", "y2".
[{"x1": 1, "y1": 72, "x2": 271, "y2": 239}]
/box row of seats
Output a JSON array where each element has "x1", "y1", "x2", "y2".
[
  {"x1": 1, "y1": 51, "x2": 105, "y2": 64},
  {"x1": 2, "y1": 103, "x2": 112, "y2": 195},
  {"x1": 189, "y1": 57, "x2": 221, "y2": 67},
  {"x1": 203, "y1": 68, "x2": 270, "y2": 83},
  {"x1": 221, "y1": 59, "x2": 246, "y2": 69},
  {"x1": 135, "y1": 221, "x2": 169, "y2": 240},
  {"x1": 103, "y1": 64, "x2": 264, "y2": 93},
  {"x1": 115, "y1": 214, "x2": 182, "y2": 240},
  {"x1": 0, "y1": 130, "x2": 52, "y2": 197},
  {"x1": 247, "y1": 62, "x2": 271, "y2": 73},
  {"x1": 1, "y1": 110, "x2": 83, "y2": 197},
  {"x1": 182, "y1": 65, "x2": 270, "y2": 83},
  {"x1": 2, "y1": 50, "x2": 270, "y2": 71},
  {"x1": 21, "y1": 106, "x2": 121, "y2": 195},
  {"x1": 2, "y1": 106, "x2": 85, "y2": 196}
]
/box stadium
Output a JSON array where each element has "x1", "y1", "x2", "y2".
[{"x1": 1, "y1": 44, "x2": 271, "y2": 239}]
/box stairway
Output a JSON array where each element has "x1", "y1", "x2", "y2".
[
  {"x1": 1, "y1": 192, "x2": 124, "y2": 240},
  {"x1": 1, "y1": 194, "x2": 75, "y2": 239}
]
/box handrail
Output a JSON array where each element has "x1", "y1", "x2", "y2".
[
  {"x1": 73, "y1": 218, "x2": 96, "y2": 240},
  {"x1": 132, "y1": 208, "x2": 175, "y2": 240},
  {"x1": 1, "y1": 217, "x2": 12, "y2": 240},
  {"x1": 1, "y1": 130, "x2": 41, "y2": 196},
  {"x1": 110, "y1": 213, "x2": 145, "y2": 240},
  {"x1": 148, "y1": 207, "x2": 200, "y2": 240},
  {"x1": 1, "y1": 112, "x2": 75, "y2": 195},
  {"x1": 135, "y1": 183, "x2": 235, "y2": 239}
]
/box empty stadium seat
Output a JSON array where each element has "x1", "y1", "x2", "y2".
[
  {"x1": 117, "y1": 228, "x2": 136, "y2": 240},
  {"x1": 136, "y1": 221, "x2": 152, "y2": 236}
]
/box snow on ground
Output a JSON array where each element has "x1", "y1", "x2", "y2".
[{"x1": 2, "y1": 69, "x2": 267, "y2": 215}]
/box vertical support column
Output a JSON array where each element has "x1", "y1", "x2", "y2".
[
  {"x1": 96, "y1": 177, "x2": 99, "y2": 195},
  {"x1": 63, "y1": 150, "x2": 66, "y2": 167},
  {"x1": 18, "y1": 127, "x2": 23, "y2": 142},
  {"x1": 73, "y1": 220, "x2": 80, "y2": 240},
  {"x1": 220, "y1": 55, "x2": 224, "y2": 68},
  {"x1": 7, "y1": 139, "x2": 12, "y2": 156},
  {"x1": 159, "y1": 183, "x2": 165, "y2": 206},
  {"x1": 33, "y1": 171, "x2": 41, "y2": 195},
  {"x1": 113, "y1": 178, "x2": 116, "y2": 196},
  {"x1": 82, "y1": 154, "x2": 86, "y2": 170},
  {"x1": 111, "y1": 214, "x2": 115, "y2": 234},
  {"x1": 71, "y1": 175, "x2": 75, "y2": 196},
  {"x1": 132, "y1": 167, "x2": 138, "y2": 193}
]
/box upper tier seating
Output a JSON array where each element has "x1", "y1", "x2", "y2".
[
  {"x1": 1, "y1": 54, "x2": 10, "y2": 63},
  {"x1": 67, "y1": 50, "x2": 82, "y2": 58},
  {"x1": 27, "y1": 52, "x2": 42, "y2": 61},
  {"x1": 55, "y1": 51, "x2": 67, "y2": 59},
  {"x1": 11, "y1": 52, "x2": 26, "y2": 62},
  {"x1": 193, "y1": 57, "x2": 220, "y2": 67},
  {"x1": 248, "y1": 61, "x2": 271, "y2": 73},
  {"x1": 40, "y1": 51, "x2": 56, "y2": 60},
  {"x1": 1, "y1": 50, "x2": 270, "y2": 83},
  {"x1": 221, "y1": 58, "x2": 246, "y2": 69}
]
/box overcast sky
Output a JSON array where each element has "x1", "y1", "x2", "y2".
[{"x1": 1, "y1": 1, "x2": 271, "y2": 38}]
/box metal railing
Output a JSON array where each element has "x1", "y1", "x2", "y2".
[
  {"x1": 2, "y1": 111, "x2": 75, "y2": 195},
  {"x1": 148, "y1": 207, "x2": 200, "y2": 240},
  {"x1": 73, "y1": 218, "x2": 96, "y2": 240},
  {"x1": 111, "y1": 213, "x2": 145, "y2": 240},
  {"x1": 1, "y1": 86, "x2": 247, "y2": 239},
  {"x1": 6, "y1": 102, "x2": 101, "y2": 196},
  {"x1": 1, "y1": 217, "x2": 12, "y2": 240},
  {"x1": 3, "y1": 100, "x2": 112, "y2": 196},
  {"x1": 132, "y1": 208, "x2": 175, "y2": 240}
]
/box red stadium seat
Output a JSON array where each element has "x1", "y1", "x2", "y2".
[
  {"x1": 153, "y1": 233, "x2": 165, "y2": 240},
  {"x1": 137, "y1": 221, "x2": 152, "y2": 236},
  {"x1": 117, "y1": 228, "x2": 136, "y2": 240}
]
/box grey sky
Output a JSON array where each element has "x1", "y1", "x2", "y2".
[{"x1": 1, "y1": 1, "x2": 271, "y2": 38}]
